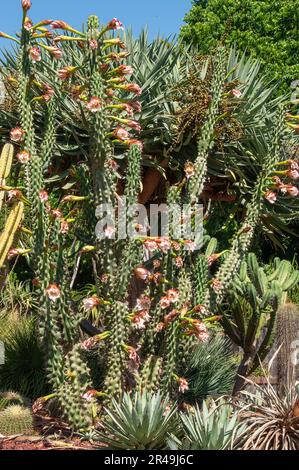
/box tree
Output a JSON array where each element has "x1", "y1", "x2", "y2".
[{"x1": 180, "y1": 0, "x2": 299, "y2": 93}]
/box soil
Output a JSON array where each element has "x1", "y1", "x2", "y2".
[{"x1": 0, "y1": 436, "x2": 100, "y2": 450}]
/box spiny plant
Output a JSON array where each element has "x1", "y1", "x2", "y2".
[
  {"x1": 276, "y1": 303, "x2": 299, "y2": 396},
  {"x1": 0, "y1": 391, "x2": 26, "y2": 411},
  {"x1": 0, "y1": 404, "x2": 33, "y2": 436},
  {"x1": 97, "y1": 391, "x2": 177, "y2": 450},
  {"x1": 168, "y1": 398, "x2": 246, "y2": 450},
  {"x1": 239, "y1": 370, "x2": 299, "y2": 450},
  {"x1": 220, "y1": 254, "x2": 299, "y2": 394}
]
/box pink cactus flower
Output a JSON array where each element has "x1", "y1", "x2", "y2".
[
  {"x1": 167, "y1": 288, "x2": 179, "y2": 304},
  {"x1": 10, "y1": 127, "x2": 24, "y2": 142},
  {"x1": 46, "y1": 284, "x2": 61, "y2": 302},
  {"x1": 7, "y1": 189, "x2": 22, "y2": 201},
  {"x1": 153, "y1": 259, "x2": 161, "y2": 269},
  {"x1": 124, "y1": 83, "x2": 142, "y2": 96},
  {"x1": 184, "y1": 162, "x2": 195, "y2": 179},
  {"x1": 124, "y1": 139, "x2": 143, "y2": 151},
  {"x1": 130, "y1": 101, "x2": 142, "y2": 113},
  {"x1": 29, "y1": 47, "x2": 41, "y2": 63},
  {"x1": 107, "y1": 159, "x2": 119, "y2": 171},
  {"x1": 60, "y1": 220, "x2": 69, "y2": 234},
  {"x1": 81, "y1": 390, "x2": 97, "y2": 402},
  {"x1": 89, "y1": 39, "x2": 98, "y2": 50},
  {"x1": 107, "y1": 18, "x2": 124, "y2": 30},
  {"x1": 136, "y1": 295, "x2": 151, "y2": 311},
  {"x1": 39, "y1": 190, "x2": 49, "y2": 202},
  {"x1": 83, "y1": 296, "x2": 101, "y2": 311},
  {"x1": 57, "y1": 66, "x2": 77, "y2": 80},
  {"x1": 160, "y1": 296, "x2": 171, "y2": 309},
  {"x1": 286, "y1": 185, "x2": 299, "y2": 197},
  {"x1": 46, "y1": 47, "x2": 63, "y2": 59},
  {"x1": 115, "y1": 65, "x2": 133, "y2": 76},
  {"x1": 155, "y1": 322, "x2": 165, "y2": 332},
  {"x1": 125, "y1": 120, "x2": 141, "y2": 132},
  {"x1": 51, "y1": 208, "x2": 62, "y2": 219},
  {"x1": 211, "y1": 278, "x2": 223, "y2": 293},
  {"x1": 177, "y1": 377, "x2": 189, "y2": 393},
  {"x1": 22, "y1": 0, "x2": 31, "y2": 10},
  {"x1": 287, "y1": 169, "x2": 299, "y2": 180},
  {"x1": 104, "y1": 225, "x2": 115, "y2": 239},
  {"x1": 159, "y1": 238, "x2": 171, "y2": 253},
  {"x1": 264, "y1": 190, "x2": 277, "y2": 204},
  {"x1": 113, "y1": 127, "x2": 129, "y2": 140},
  {"x1": 16, "y1": 150, "x2": 30, "y2": 164},
  {"x1": 231, "y1": 89, "x2": 242, "y2": 98},
  {"x1": 134, "y1": 266, "x2": 150, "y2": 280},
  {"x1": 144, "y1": 240, "x2": 158, "y2": 252},
  {"x1": 23, "y1": 20, "x2": 33, "y2": 31},
  {"x1": 51, "y1": 20, "x2": 70, "y2": 30},
  {"x1": 175, "y1": 256, "x2": 183, "y2": 268},
  {"x1": 101, "y1": 274, "x2": 109, "y2": 284},
  {"x1": 184, "y1": 240, "x2": 196, "y2": 252},
  {"x1": 86, "y1": 96, "x2": 102, "y2": 113}
]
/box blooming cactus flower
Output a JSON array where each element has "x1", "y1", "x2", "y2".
[
  {"x1": 177, "y1": 377, "x2": 189, "y2": 393},
  {"x1": 39, "y1": 190, "x2": 49, "y2": 202},
  {"x1": 231, "y1": 89, "x2": 242, "y2": 98},
  {"x1": 115, "y1": 65, "x2": 133, "y2": 76},
  {"x1": 136, "y1": 295, "x2": 151, "y2": 312},
  {"x1": 107, "y1": 18, "x2": 124, "y2": 30},
  {"x1": 10, "y1": 127, "x2": 24, "y2": 142},
  {"x1": 7, "y1": 189, "x2": 22, "y2": 201},
  {"x1": 286, "y1": 185, "x2": 299, "y2": 197},
  {"x1": 287, "y1": 169, "x2": 299, "y2": 180},
  {"x1": 23, "y1": 19, "x2": 33, "y2": 31},
  {"x1": 144, "y1": 240, "x2": 158, "y2": 252},
  {"x1": 89, "y1": 39, "x2": 98, "y2": 50},
  {"x1": 83, "y1": 295, "x2": 101, "y2": 311},
  {"x1": 175, "y1": 256, "x2": 184, "y2": 268},
  {"x1": 29, "y1": 47, "x2": 42, "y2": 63},
  {"x1": 60, "y1": 220, "x2": 69, "y2": 234},
  {"x1": 51, "y1": 20, "x2": 70, "y2": 30},
  {"x1": 123, "y1": 139, "x2": 143, "y2": 151},
  {"x1": 264, "y1": 190, "x2": 277, "y2": 204},
  {"x1": 51, "y1": 208, "x2": 62, "y2": 219},
  {"x1": 159, "y1": 238, "x2": 171, "y2": 253},
  {"x1": 86, "y1": 96, "x2": 102, "y2": 113},
  {"x1": 113, "y1": 127, "x2": 129, "y2": 140},
  {"x1": 16, "y1": 150, "x2": 30, "y2": 164},
  {"x1": 134, "y1": 267, "x2": 150, "y2": 280},
  {"x1": 123, "y1": 83, "x2": 142, "y2": 96},
  {"x1": 125, "y1": 120, "x2": 141, "y2": 132},
  {"x1": 46, "y1": 284, "x2": 61, "y2": 302},
  {"x1": 57, "y1": 66, "x2": 78, "y2": 80},
  {"x1": 45, "y1": 46, "x2": 63, "y2": 59},
  {"x1": 184, "y1": 162, "x2": 195, "y2": 179},
  {"x1": 166, "y1": 288, "x2": 179, "y2": 304},
  {"x1": 160, "y1": 296, "x2": 171, "y2": 309}
]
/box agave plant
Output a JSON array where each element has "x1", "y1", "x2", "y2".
[
  {"x1": 169, "y1": 398, "x2": 246, "y2": 450},
  {"x1": 239, "y1": 374, "x2": 299, "y2": 450},
  {"x1": 185, "y1": 334, "x2": 237, "y2": 402},
  {"x1": 96, "y1": 391, "x2": 177, "y2": 450}
]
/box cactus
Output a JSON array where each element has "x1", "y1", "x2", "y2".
[
  {"x1": 0, "y1": 202, "x2": 24, "y2": 268},
  {"x1": 220, "y1": 254, "x2": 299, "y2": 394},
  {"x1": 0, "y1": 405, "x2": 33, "y2": 436},
  {"x1": 0, "y1": 391, "x2": 26, "y2": 411},
  {"x1": 276, "y1": 303, "x2": 299, "y2": 396},
  {"x1": 0, "y1": 144, "x2": 14, "y2": 211}
]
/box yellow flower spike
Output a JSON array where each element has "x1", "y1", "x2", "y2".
[
  {"x1": 65, "y1": 371, "x2": 76, "y2": 379},
  {"x1": 80, "y1": 245, "x2": 96, "y2": 253},
  {"x1": 62, "y1": 195, "x2": 87, "y2": 202},
  {"x1": 20, "y1": 227, "x2": 33, "y2": 235}
]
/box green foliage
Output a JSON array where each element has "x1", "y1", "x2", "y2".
[
  {"x1": 276, "y1": 303, "x2": 299, "y2": 395},
  {"x1": 97, "y1": 392, "x2": 177, "y2": 450},
  {"x1": 169, "y1": 398, "x2": 246, "y2": 450},
  {"x1": 186, "y1": 335, "x2": 236, "y2": 402},
  {"x1": 180, "y1": 0, "x2": 299, "y2": 93},
  {"x1": 0, "y1": 313, "x2": 47, "y2": 399},
  {"x1": 221, "y1": 253, "x2": 299, "y2": 392},
  {"x1": 0, "y1": 405, "x2": 33, "y2": 436}
]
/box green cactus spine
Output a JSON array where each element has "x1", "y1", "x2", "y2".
[
  {"x1": 0, "y1": 405, "x2": 33, "y2": 436},
  {"x1": 276, "y1": 303, "x2": 299, "y2": 396}
]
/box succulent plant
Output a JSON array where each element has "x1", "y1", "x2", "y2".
[
  {"x1": 0, "y1": 391, "x2": 26, "y2": 411},
  {"x1": 0, "y1": 405, "x2": 33, "y2": 436}
]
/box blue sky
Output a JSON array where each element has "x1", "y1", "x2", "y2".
[{"x1": 0, "y1": 0, "x2": 192, "y2": 43}]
